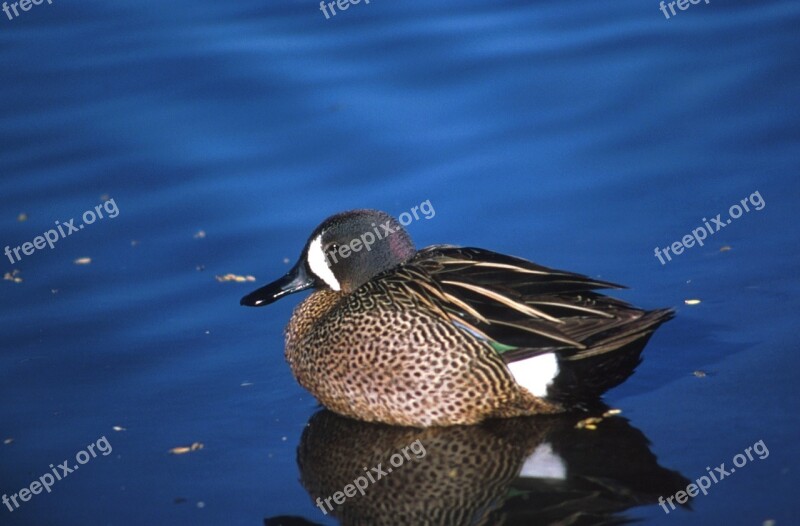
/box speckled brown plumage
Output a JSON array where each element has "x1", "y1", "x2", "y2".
[{"x1": 285, "y1": 281, "x2": 559, "y2": 427}]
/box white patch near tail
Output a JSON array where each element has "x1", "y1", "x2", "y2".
[
  {"x1": 518, "y1": 442, "x2": 566, "y2": 479},
  {"x1": 506, "y1": 352, "x2": 559, "y2": 397}
]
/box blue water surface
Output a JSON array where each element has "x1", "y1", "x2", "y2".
[{"x1": 1, "y1": 0, "x2": 798, "y2": 524}]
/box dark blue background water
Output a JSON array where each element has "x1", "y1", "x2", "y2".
[{"x1": 1, "y1": 0, "x2": 798, "y2": 524}]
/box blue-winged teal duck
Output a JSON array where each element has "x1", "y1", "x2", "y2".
[{"x1": 241, "y1": 210, "x2": 672, "y2": 427}]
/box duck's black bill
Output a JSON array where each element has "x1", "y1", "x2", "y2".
[{"x1": 240, "y1": 263, "x2": 314, "y2": 307}]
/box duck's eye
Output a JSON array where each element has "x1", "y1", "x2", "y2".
[
  {"x1": 325, "y1": 243, "x2": 339, "y2": 268},
  {"x1": 324, "y1": 244, "x2": 340, "y2": 267}
]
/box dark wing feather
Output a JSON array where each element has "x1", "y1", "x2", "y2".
[{"x1": 384, "y1": 246, "x2": 667, "y2": 358}]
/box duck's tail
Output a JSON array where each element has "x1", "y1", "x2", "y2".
[{"x1": 502, "y1": 308, "x2": 674, "y2": 408}]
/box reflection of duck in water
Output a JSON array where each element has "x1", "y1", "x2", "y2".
[
  {"x1": 265, "y1": 409, "x2": 689, "y2": 526},
  {"x1": 242, "y1": 209, "x2": 673, "y2": 427}
]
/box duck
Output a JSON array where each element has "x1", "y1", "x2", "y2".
[{"x1": 241, "y1": 209, "x2": 673, "y2": 427}]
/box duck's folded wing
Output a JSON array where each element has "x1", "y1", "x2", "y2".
[{"x1": 386, "y1": 246, "x2": 644, "y2": 352}]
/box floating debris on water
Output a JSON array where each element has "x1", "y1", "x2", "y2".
[
  {"x1": 693, "y1": 370, "x2": 707, "y2": 378},
  {"x1": 17, "y1": 212, "x2": 27, "y2": 222},
  {"x1": 193, "y1": 230, "x2": 206, "y2": 239},
  {"x1": 4, "y1": 270, "x2": 22, "y2": 283},
  {"x1": 575, "y1": 416, "x2": 603, "y2": 430},
  {"x1": 112, "y1": 426, "x2": 126, "y2": 432},
  {"x1": 169, "y1": 442, "x2": 204, "y2": 455},
  {"x1": 684, "y1": 299, "x2": 701, "y2": 305},
  {"x1": 74, "y1": 257, "x2": 92, "y2": 265},
  {"x1": 720, "y1": 245, "x2": 732, "y2": 252},
  {"x1": 3, "y1": 438, "x2": 13, "y2": 445},
  {"x1": 576, "y1": 409, "x2": 622, "y2": 430},
  {"x1": 215, "y1": 274, "x2": 256, "y2": 283}
]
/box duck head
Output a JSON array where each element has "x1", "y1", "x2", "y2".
[{"x1": 241, "y1": 209, "x2": 416, "y2": 307}]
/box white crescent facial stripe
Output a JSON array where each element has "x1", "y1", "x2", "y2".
[
  {"x1": 506, "y1": 352, "x2": 559, "y2": 397},
  {"x1": 307, "y1": 235, "x2": 341, "y2": 291}
]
